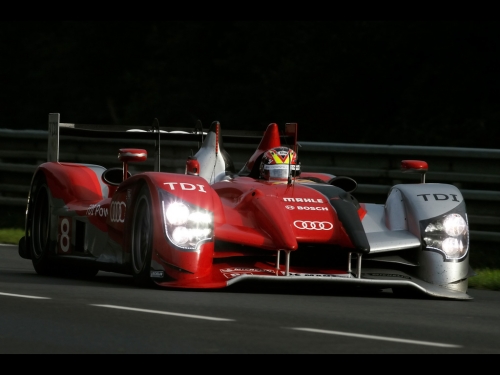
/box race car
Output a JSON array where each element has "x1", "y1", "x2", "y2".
[{"x1": 18, "y1": 114, "x2": 475, "y2": 300}]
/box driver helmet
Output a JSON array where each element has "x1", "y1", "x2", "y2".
[{"x1": 259, "y1": 147, "x2": 300, "y2": 181}]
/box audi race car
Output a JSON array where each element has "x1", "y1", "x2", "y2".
[{"x1": 18, "y1": 113, "x2": 475, "y2": 300}]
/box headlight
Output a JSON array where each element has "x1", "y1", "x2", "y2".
[
  {"x1": 165, "y1": 202, "x2": 190, "y2": 225},
  {"x1": 421, "y1": 211, "x2": 469, "y2": 261},
  {"x1": 171, "y1": 226, "x2": 190, "y2": 245},
  {"x1": 443, "y1": 213, "x2": 467, "y2": 236},
  {"x1": 162, "y1": 199, "x2": 213, "y2": 250}
]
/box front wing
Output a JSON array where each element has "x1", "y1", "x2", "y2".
[
  {"x1": 154, "y1": 260, "x2": 473, "y2": 300},
  {"x1": 225, "y1": 270, "x2": 473, "y2": 300}
]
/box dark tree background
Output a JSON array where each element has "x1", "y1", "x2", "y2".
[{"x1": 1, "y1": 21, "x2": 499, "y2": 147}]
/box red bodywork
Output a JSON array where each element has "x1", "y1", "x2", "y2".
[{"x1": 34, "y1": 123, "x2": 367, "y2": 289}]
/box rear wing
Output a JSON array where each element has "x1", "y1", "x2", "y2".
[{"x1": 47, "y1": 113, "x2": 298, "y2": 172}]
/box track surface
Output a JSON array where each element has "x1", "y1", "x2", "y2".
[{"x1": 1, "y1": 244, "x2": 499, "y2": 354}]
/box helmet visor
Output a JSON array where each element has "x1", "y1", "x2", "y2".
[{"x1": 263, "y1": 164, "x2": 300, "y2": 180}]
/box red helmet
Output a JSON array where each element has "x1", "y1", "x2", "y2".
[{"x1": 259, "y1": 147, "x2": 300, "y2": 181}]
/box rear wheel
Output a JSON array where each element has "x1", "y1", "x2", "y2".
[
  {"x1": 29, "y1": 174, "x2": 58, "y2": 275},
  {"x1": 131, "y1": 185, "x2": 155, "y2": 287}
]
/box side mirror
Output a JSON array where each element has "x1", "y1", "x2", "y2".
[
  {"x1": 401, "y1": 160, "x2": 428, "y2": 183},
  {"x1": 186, "y1": 156, "x2": 200, "y2": 176},
  {"x1": 118, "y1": 149, "x2": 147, "y2": 181}
]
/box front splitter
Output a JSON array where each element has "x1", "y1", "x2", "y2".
[{"x1": 225, "y1": 269, "x2": 473, "y2": 301}]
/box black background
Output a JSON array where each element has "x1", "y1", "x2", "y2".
[{"x1": 1, "y1": 21, "x2": 499, "y2": 148}]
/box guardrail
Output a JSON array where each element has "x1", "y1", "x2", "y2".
[{"x1": 1, "y1": 127, "x2": 499, "y2": 246}]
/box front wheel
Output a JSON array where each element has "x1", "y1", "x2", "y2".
[{"x1": 131, "y1": 185, "x2": 155, "y2": 287}]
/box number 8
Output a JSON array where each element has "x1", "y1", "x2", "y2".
[{"x1": 60, "y1": 218, "x2": 70, "y2": 253}]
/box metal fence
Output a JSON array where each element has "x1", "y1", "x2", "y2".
[{"x1": 1, "y1": 127, "x2": 499, "y2": 245}]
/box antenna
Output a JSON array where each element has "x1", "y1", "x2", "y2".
[
  {"x1": 152, "y1": 118, "x2": 160, "y2": 172},
  {"x1": 285, "y1": 123, "x2": 297, "y2": 186},
  {"x1": 284, "y1": 123, "x2": 298, "y2": 154},
  {"x1": 195, "y1": 119, "x2": 204, "y2": 148}
]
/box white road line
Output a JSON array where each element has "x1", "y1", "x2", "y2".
[
  {"x1": 289, "y1": 327, "x2": 462, "y2": 348},
  {"x1": 0, "y1": 292, "x2": 50, "y2": 300},
  {"x1": 91, "y1": 304, "x2": 235, "y2": 322}
]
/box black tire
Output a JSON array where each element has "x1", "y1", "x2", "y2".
[
  {"x1": 18, "y1": 235, "x2": 30, "y2": 259},
  {"x1": 28, "y1": 174, "x2": 58, "y2": 275},
  {"x1": 131, "y1": 185, "x2": 155, "y2": 287}
]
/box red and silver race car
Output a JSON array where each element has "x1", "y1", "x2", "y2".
[{"x1": 18, "y1": 114, "x2": 474, "y2": 300}]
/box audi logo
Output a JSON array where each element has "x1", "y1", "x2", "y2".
[
  {"x1": 110, "y1": 201, "x2": 126, "y2": 223},
  {"x1": 293, "y1": 220, "x2": 333, "y2": 230}
]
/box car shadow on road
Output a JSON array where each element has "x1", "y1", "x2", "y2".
[{"x1": 7, "y1": 270, "x2": 438, "y2": 300}]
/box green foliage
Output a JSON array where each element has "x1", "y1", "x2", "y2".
[
  {"x1": 0, "y1": 207, "x2": 25, "y2": 229},
  {"x1": 0, "y1": 228, "x2": 24, "y2": 245},
  {"x1": 469, "y1": 269, "x2": 500, "y2": 291}
]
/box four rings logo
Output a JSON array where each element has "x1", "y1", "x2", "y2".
[
  {"x1": 110, "y1": 201, "x2": 126, "y2": 223},
  {"x1": 294, "y1": 220, "x2": 333, "y2": 230}
]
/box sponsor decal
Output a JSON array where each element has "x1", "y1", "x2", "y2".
[
  {"x1": 220, "y1": 268, "x2": 349, "y2": 279},
  {"x1": 164, "y1": 182, "x2": 206, "y2": 193},
  {"x1": 221, "y1": 267, "x2": 276, "y2": 274},
  {"x1": 417, "y1": 194, "x2": 460, "y2": 202},
  {"x1": 298, "y1": 206, "x2": 328, "y2": 211},
  {"x1": 288, "y1": 273, "x2": 350, "y2": 278},
  {"x1": 110, "y1": 201, "x2": 126, "y2": 223},
  {"x1": 293, "y1": 221, "x2": 333, "y2": 230},
  {"x1": 87, "y1": 204, "x2": 108, "y2": 218},
  {"x1": 283, "y1": 197, "x2": 324, "y2": 203},
  {"x1": 220, "y1": 267, "x2": 281, "y2": 279},
  {"x1": 150, "y1": 270, "x2": 165, "y2": 278},
  {"x1": 367, "y1": 273, "x2": 411, "y2": 280},
  {"x1": 58, "y1": 217, "x2": 71, "y2": 253},
  {"x1": 286, "y1": 205, "x2": 327, "y2": 211}
]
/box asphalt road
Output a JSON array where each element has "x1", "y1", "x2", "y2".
[{"x1": 1, "y1": 243, "x2": 500, "y2": 354}]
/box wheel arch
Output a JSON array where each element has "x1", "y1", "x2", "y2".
[
  {"x1": 120, "y1": 172, "x2": 219, "y2": 283},
  {"x1": 35, "y1": 162, "x2": 108, "y2": 204}
]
